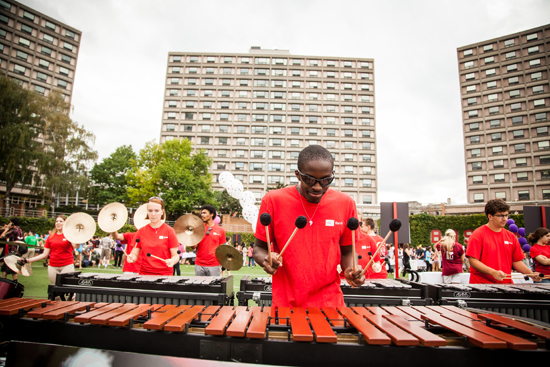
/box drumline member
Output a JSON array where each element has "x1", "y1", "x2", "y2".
[
  {"x1": 20, "y1": 216, "x2": 80, "y2": 285},
  {"x1": 362, "y1": 218, "x2": 388, "y2": 278},
  {"x1": 466, "y1": 199, "x2": 541, "y2": 283},
  {"x1": 436, "y1": 229, "x2": 465, "y2": 284},
  {"x1": 113, "y1": 230, "x2": 140, "y2": 274},
  {"x1": 126, "y1": 197, "x2": 179, "y2": 275},
  {"x1": 528, "y1": 228, "x2": 550, "y2": 284},
  {"x1": 189, "y1": 205, "x2": 226, "y2": 277},
  {"x1": 254, "y1": 145, "x2": 364, "y2": 308}
]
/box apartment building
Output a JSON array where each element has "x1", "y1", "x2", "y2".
[
  {"x1": 458, "y1": 24, "x2": 550, "y2": 203},
  {"x1": 160, "y1": 47, "x2": 377, "y2": 206},
  {"x1": 0, "y1": 0, "x2": 81, "y2": 104}
]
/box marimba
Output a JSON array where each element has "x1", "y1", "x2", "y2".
[
  {"x1": 48, "y1": 272, "x2": 234, "y2": 306},
  {"x1": 428, "y1": 283, "x2": 550, "y2": 322},
  {"x1": 0, "y1": 297, "x2": 548, "y2": 366},
  {"x1": 237, "y1": 276, "x2": 431, "y2": 307}
]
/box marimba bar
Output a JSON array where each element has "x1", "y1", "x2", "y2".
[
  {"x1": 1, "y1": 297, "x2": 547, "y2": 366},
  {"x1": 237, "y1": 276, "x2": 431, "y2": 307},
  {"x1": 47, "y1": 272, "x2": 234, "y2": 306},
  {"x1": 428, "y1": 283, "x2": 550, "y2": 322}
]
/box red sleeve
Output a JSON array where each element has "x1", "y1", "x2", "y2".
[
  {"x1": 167, "y1": 226, "x2": 179, "y2": 249},
  {"x1": 340, "y1": 196, "x2": 358, "y2": 247},
  {"x1": 218, "y1": 227, "x2": 226, "y2": 245},
  {"x1": 465, "y1": 229, "x2": 482, "y2": 259},
  {"x1": 254, "y1": 194, "x2": 273, "y2": 243},
  {"x1": 511, "y1": 237, "x2": 524, "y2": 262},
  {"x1": 530, "y1": 245, "x2": 542, "y2": 258},
  {"x1": 122, "y1": 232, "x2": 134, "y2": 244},
  {"x1": 436, "y1": 244, "x2": 440, "y2": 251},
  {"x1": 44, "y1": 236, "x2": 52, "y2": 249},
  {"x1": 135, "y1": 228, "x2": 143, "y2": 249},
  {"x1": 457, "y1": 243, "x2": 465, "y2": 256}
]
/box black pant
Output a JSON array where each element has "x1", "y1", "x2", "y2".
[
  {"x1": 114, "y1": 251, "x2": 123, "y2": 267},
  {"x1": 173, "y1": 261, "x2": 181, "y2": 276}
]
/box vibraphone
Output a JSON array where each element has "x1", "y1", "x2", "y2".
[
  {"x1": 237, "y1": 276, "x2": 431, "y2": 307},
  {"x1": 428, "y1": 283, "x2": 550, "y2": 322},
  {"x1": 48, "y1": 272, "x2": 234, "y2": 306},
  {"x1": 0, "y1": 297, "x2": 548, "y2": 366}
]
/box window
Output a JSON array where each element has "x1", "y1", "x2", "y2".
[
  {"x1": 344, "y1": 153, "x2": 354, "y2": 161},
  {"x1": 518, "y1": 190, "x2": 530, "y2": 201},
  {"x1": 491, "y1": 133, "x2": 502, "y2": 141},
  {"x1": 35, "y1": 72, "x2": 47, "y2": 82},
  {"x1": 509, "y1": 89, "x2": 520, "y2": 98},
  {"x1": 464, "y1": 61, "x2": 474, "y2": 69},
  {"x1": 251, "y1": 138, "x2": 265, "y2": 146},
  {"x1": 473, "y1": 193, "x2": 484, "y2": 203},
  {"x1": 508, "y1": 76, "x2": 519, "y2": 85},
  {"x1": 203, "y1": 101, "x2": 212, "y2": 109},
  {"x1": 362, "y1": 142, "x2": 371, "y2": 150},
  {"x1": 487, "y1": 81, "x2": 497, "y2": 89},
  {"x1": 526, "y1": 33, "x2": 538, "y2": 41},
  {"x1": 235, "y1": 150, "x2": 245, "y2": 158},
  {"x1": 493, "y1": 160, "x2": 504, "y2": 168},
  {"x1": 515, "y1": 158, "x2": 527, "y2": 166},
  {"x1": 535, "y1": 113, "x2": 547, "y2": 122},
  {"x1": 34, "y1": 85, "x2": 45, "y2": 95},
  {"x1": 188, "y1": 67, "x2": 197, "y2": 74},
  {"x1": 484, "y1": 56, "x2": 494, "y2": 64},
  {"x1": 19, "y1": 37, "x2": 31, "y2": 48},
  {"x1": 205, "y1": 68, "x2": 215, "y2": 74},
  {"x1": 16, "y1": 50, "x2": 28, "y2": 61},
  {"x1": 529, "y1": 59, "x2": 541, "y2": 68},
  {"x1": 504, "y1": 39, "x2": 515, "y2": 48},
  {"x1": 473, "y1": 175, "x2": 483, "y2": 184},
  {"x1": 240, "y1": 57, "x2": 250, "y2": 64},
  {"x1": 269, "y1": 138, "x2": 284, "y2": 147},
  {"x1": 542, "y1": 170, "x2": 550, "y2": 179},
  {"x1": 470, "y1": 135, "x2": 480, "y2": 144},
  {"x1": 465, "y1": 73, "x2": 475, "y2": 80},
  {"x1": 514, "y1": 143, "x2": 526, "y2": 152},
  {"x1": 510, "y1": 102, "x2": 521, "y2": 111},
  {"x1": 488, "y1": 106, "x2": 499, "y2": 115},
  {"x1": 487, "y1": 94, "x2": 498, "y2": 102},
  {"x1": 513, "y1": 130, "x2": 525, "y2": 139},
  {"x1": 290, "y1": 139, "x2": 299, "y2": 147},
  {"x1": 543, "y1": 190, "x2": 550, "y2": 200},
  {"x1": 467, "y1": 97, "x2": 477, "y2": 105},
  {"x1": 309, "y1": 116, "x2": 318, "y2": 124},
  {"x1": 486, "y1": 68, "x2": 496, "y2": 76},
  {"x1": 165, "y1": 123, "x2": 176, "y2": 132},
  {"x1": 249, "y1": 175, "x2": 264, "y2": 184},
  {"x1": 532, "y1": 85, "x2": 544, "y2": 94},
  {"x1": 63, "y1": 42, "x2": 73, "y2": 51},
  {"x1": 492, "y1": 146, "x2": 503, "y2": 155},
  {"x1": 20, "y1": 24, "x2": 33, "y2": 34},
  {"x1": 531, "y1": 72, "x2": 542, "y2": 81},
  {"x1": 537, "y1": 127, "x2": 549, "y2": 136},
  {"x1": 268, "y1": 163, "x2": 283, "y2": 172},
  {"x1": 235, "y1": 162, "x2": 244, "y2": 170},
  {"x1": 185, "y1": 112, "x2": 193, "y2": 120},
  {"x1": 64, "y1": 29, "x2": 75, "y2": 39},
  {"x1": 23, "y1": 11, "x2": 35, "y2": 21},
  {"x1": 13, "y1": 64, "x2": 26, "y2": 75},
  {"x1": 327, "y1": 117, "x2": 337, "y2": 124},
  {"x1": 506, "y1": 64, "x2": 517, "y2": 72},
  {"x1": 0, "y1": 14, "x2": 8, "y2": 24},
  {"x1": 218, "y1": 137, "x2": 227, "y2": 145},
  {"x1": 534, "y1": 99, "x2": 546, "y2": 108},
  {"x1": 471, "y1": 149, "x2": 481, "y2": 157},
  {"x1": 468, "y1": 110, "x2": 478, "y2": 118},
  {"x1": 489, "y1": 119, "x2": 500, "y2": 128},
  {"x1": 0, "y1": 0, "x2": 10, "y2": 10},
  {"x1": 202, "y1": 113, "x2": 211, "y2": 120},
  {"x1": 511, "y1": 116, "x2": 523, "y2": 125},
  {"x1": 61, "y1": 54, "x2": 71, "y2": 63},
  {"x1": 494, "y1": 173, "x2": 505, "y2": 183},
  {"x1": 472, "y1": 162, "x2": 482, "y2": 170},
  {"x1": 308, "y1": 128, "x2": 318, "y2": 136},
  {"x1": 463, "y1": 49, "x2": 473, "y2": 56},
  {"x1": 538, "y1": 141, "x2": 550, "y2": 150},
  {"x1": 271, "y1": 126, "x2": 285, "y2": 135},
  {"x1": 528, "y1": 46, "x2": 540, "y2": 54},
  {"x1": 219, "y1": 113, "x2": 229, "y2": 121},
  {"x1": 291, "y1": 127, "x2": 300, "y2": 135},
  {"x1": 168, "y1": 100, "x2": 177, "y2": 108},
  {"x1": 363, "y1": 195, "x2": 372, "y2": 205},
  {"x1": 291, "y1": 115, "x2": 300, "y2": 123},
  {"x1": 327, "y1": 141, "x2": 336, "y2": 148},
  {"x1": 344, "y1": 178, "x2": 354, "y2": 187},
  {"x1": 184, "y1": 124, "x2": 193, "y2": 132}
]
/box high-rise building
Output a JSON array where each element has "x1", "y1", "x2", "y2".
[
  {"x1": 160, "y1": 48, "x2": 377, "y2": 207},
  {"x1": 0, "y1": 0, "x2": 81, "y2": 104},
  {"x1": 458, "y1": 24, "x2": 550, "y2": 204}
]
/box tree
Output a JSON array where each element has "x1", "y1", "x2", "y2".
[
  {"x1": 126, "y1": 139, "x2": 216, "y2": 216},
  {"x1": 90, "y1": 145, "x2": 136, "y2": 206},
  {"x1": 34, "y1": 91, "x2": 97, "y2": 214},
  {"x1": 0, "y1": 74, "x2": 43, "y2": 211},
  {"x1": 215, "y1": 189, "x2": 241, "y2": 216}
]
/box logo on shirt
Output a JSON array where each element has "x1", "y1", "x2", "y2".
[
  {"x1": 335, "y1": 221, "x2": 343, "y2": 225},
  {"x1": 212, "y1": 231, "x2": 221, "y2": 237},
  {"x1": 62, "y1": 239, "x2": 67, "y2": 241},
  {"x1": 326, "y1": 220, "x2": 334, "y2": 226},
  {"x1": 504, "y1": 241, "x2": 512, "y2": 245},
  {"x1": 159, "y1": 236, "x2": 168, "y2": 239}
]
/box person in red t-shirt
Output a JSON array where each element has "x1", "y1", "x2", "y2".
[
  {"x1": 126, "y1": 197, "x2": 179, "y2": 276},
  {"x1": 253, "y1": 145, "x2": 364, "y2": 308},
  {"x1": 189, "y1": 205, "x2": 226, "y2": 276},
  {"x1": 466, "y1": 199, "x2": 541, "y2": 283},
  {"x1": 113, "y1": 230, "x2": 140, "y2": 274},
  {"x1": 436, "y1": 229, "x2": 465, "y2": 284},
  {"x1": 528, "y1": 228, "x2": 550, "y2": 283},
  {"x1": 362, "y1": 218, "x2": 388, "y2": 278},
  {"x1": 22, "y1": 215, "x2": 79, "y2": 284}
]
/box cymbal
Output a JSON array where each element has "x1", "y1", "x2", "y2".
[
  {"x1": 4, "y1": 255, "x2": 31, "y2": 276},
  {"x1": 98, "y1": 202, "x2": 128, "y2": 233},
  {"x1": 0, "y1": 240, "x2": 39, "y2": 248},
  {"x1": 133, "y1": 203, "x2": 165, "y2": 230},
  {"x1": 215, "y1": 245, "x2": 243, "y2": 271},
  {"x1": 173, "y1": 214, "x2": 205, "y2": 247},
  {"x1": 63, "y1": 212, "x2": 96, "y2": 244}
]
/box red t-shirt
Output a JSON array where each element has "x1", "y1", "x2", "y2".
[
  {"x1": 436, "y1": 243, "x2": 464, "y2": 276},
  {"x1": 135, "y1": 223, "x2": 179, "y2": 275},
  {"x1": 530, "y1": 244, "x2": 550, "y2": 276},
  {"x1": 466, "y1": 225, "x2": 524, "y2": 284},
  {"x1": 121, "y1": 232, "x2": 140, "y2": 273},
  {"x1": 195, "y1": 223, "x2": 226, "y2": 267},
  {"x1": 368, "y1": 234, "x2": 388, "y2": 279},
  {"x1": 45, "y1": 232, "x2": 74, "y2": 267},
  {"x1": 355, "y1": 232, "x2": 383, "y2": 279},
  {"x1": 255, "y1": 186, "x2": 358, "y2": 308}
]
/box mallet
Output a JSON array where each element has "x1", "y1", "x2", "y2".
[
  {"x1": 260, "y1": 213, "x2": 273, "y2": 267},
  {"x1": 277, "y1": 216, "x2": 308, "y2": 260},
  {"x1": 346, "y1": 218, "x2": 360, "y2": 269},
  {"x1": 361, "y1": 219, "x2": 402, "y2": 277}
]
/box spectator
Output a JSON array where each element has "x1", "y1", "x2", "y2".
[
  {"x1": 99, "y1": 235, "x2": 114, "y2": 269},
  {"x1": 173, "y1": 243, "x2": 184, "y2": 276},
  {"x1": 247, "y1": 242, "x2": 255, "y2": 267},
  {"x1": 425, "y1": 247, "x2": 433, "y2": 272},
  {"x1": 114, "y1": 241, "x2": 124, "y2": 268}
]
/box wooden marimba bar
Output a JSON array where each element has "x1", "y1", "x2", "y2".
[{"x1": 0, "y1": 297, "x2": 548, "y2": 366}]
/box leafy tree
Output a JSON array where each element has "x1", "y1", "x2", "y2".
[
  {"x1": 126, "y1": 139, "x2": 216, "y2": 215},
  {"x1": 215, "y1": 189, "x2": 241, "y2": 216},
  {"x1": 34, "y1": 91, "x2": 97, "y2": 214},
  {"x1": 0, "y1": 74, "x2": 43, "y2": 211},
  {"x1": 90, "y1": 145, "x2": 136, "y2": 205}
]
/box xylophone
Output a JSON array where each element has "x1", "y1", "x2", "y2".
[
  {"x1": 428, "y1": 283, "x2": 550, "y2": 322},
  {"x1": 237, "y1": 276, "x2": 431, "y2": 307},
  {"x1": 47, "y1": 272, "x2": 234, "y2": 306},
  {"x1": 0, "y1": 297, "x2": 548, "y2": 366}
]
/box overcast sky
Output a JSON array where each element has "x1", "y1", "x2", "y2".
[{"x1": 20, "y1": 0, "x2": 550, "y2": 205}]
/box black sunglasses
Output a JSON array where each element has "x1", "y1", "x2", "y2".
[
  {"x1": 206, "y1": 227, "x2": 212, "y2": 235},
  {"x1": 297, "y1": 169, "x2": 335, "y2": 187}
]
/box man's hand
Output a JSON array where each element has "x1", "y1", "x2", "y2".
[
  {"x1": 491, "y1": 269, "x2": 507, "y2": 282},
  {"x1": 344, "y1": 266, "x2": 365, "y2": 287},
  {"x1": 529, "y1": 273, "x2": 542, "y2": 282},
  {"x1": 127, "y1": 254, "x2": 137, "y2": 263},
  {"x1": 261, "y1": 252, "x2": 282, "y2": 275}
]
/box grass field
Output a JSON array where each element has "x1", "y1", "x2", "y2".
[{"x1": 17, "y1": 261, "x2": 395, "y2": 300}]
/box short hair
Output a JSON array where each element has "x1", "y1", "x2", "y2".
[
  {"x1": 10, "y1": 217, "x2": 20, "y2": 226},
  {"x1": 527, "y1": 227, "x2": 550, "y2": 245},
  {"x1": 297, "y1": 145, "x2": 334, "y2": 171},
  {"x1": 226, "y1": 235, "x2": 231, "y2": 242},
  {"x1": 201, "y1": 205, "x2": 217, "y2": 220},
  {"x1": 484, "y1": 199, "x2": 510, "y2": 217},
  {"x1": 364, "y1": 218, "x2": 376, "y2": 230}
]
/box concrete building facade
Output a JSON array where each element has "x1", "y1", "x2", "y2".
[
  {"x1": 160, "y1": 47, "x2": 378, "y2": 208},
  {"x1": 458, "y1": 24, "x2": 550, "y2": 204}
]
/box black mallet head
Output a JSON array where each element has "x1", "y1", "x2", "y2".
[
  {"x1": 260, "y1": 213, "x2": 272, "y2": 226},
  {"x1": 177, "y1": 250, "x2": 181, "y2": 254},
  {"x1": 347, "y1": 217, "x2": 360, "y2": 231},
  {"x1": 368, "y1": 251, "x2": 373, "y2": 256},
  {"x1": 389, "y1": 219, "x2": 402, "y2": 232},
  {"x1": 524, "y1": 276, "x2": 529, "y2": 281},
  {"x1": 146, "y1": 252, "x2": 151, "y2": 257},
  {"x1": 135, "y1": 239, "x2": 140, "y2": 243},
  {"x1": 295, "y1": 216, "x2": 308, "y2": 229},
  {"x1": 358, "y1": 255, "x2": 362, "y2": 260}
]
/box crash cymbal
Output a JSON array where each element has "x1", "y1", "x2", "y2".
[
  {"x1": 3, "y1": 255, "x2": 31, "y2": 276},
  {"x1": 215, "y1": 245, "x2": 243, "y2": 271},
  {"x1": 173, "y1": 214, "x2": 205, "y2": 247},
  {"x1": 0, "y1": 240, "x2": 39, "y2": 248},
  {"x1": 98, "y1": 202, "x2": 128, "y2": 233},
  {"x1": 63, "y1": 212, "x2": 96, "y2": 244},
  {"x1": 133, "y1": 203, "x2": 165, "y2": 230}
]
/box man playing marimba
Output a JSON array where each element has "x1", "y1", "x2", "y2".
[
  {"x1": 466, "y1": 199, "x2": 541, "y2": 283},
  {"x1": 253, "y1": 145, "x2": 364, "y2": 308}
]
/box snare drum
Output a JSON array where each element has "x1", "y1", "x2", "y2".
[{"x1": 0, "y1": 278, "x2": 24, "y2": 299}]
